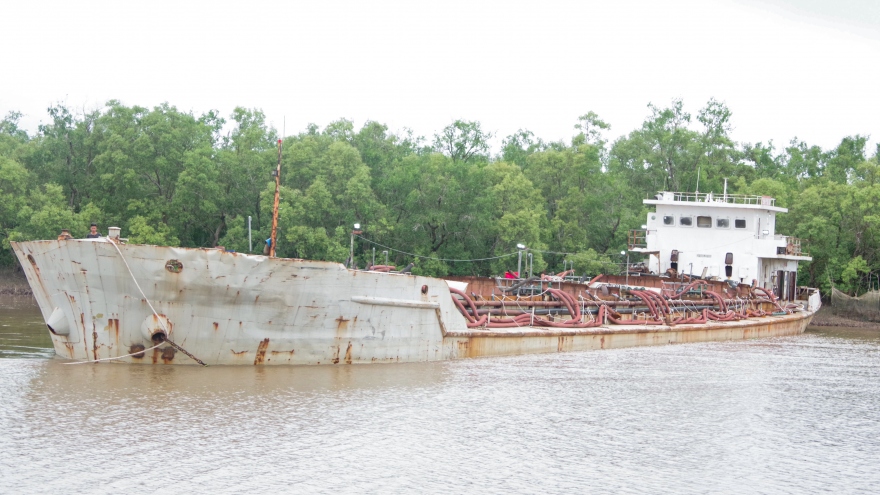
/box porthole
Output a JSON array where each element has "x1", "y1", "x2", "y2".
[
  {"x1": 165, "y1": 260, "x2": 183, "y2": 273},
  {"x1": 697, "y1": 216, "x2": 712, "y2": 228}
]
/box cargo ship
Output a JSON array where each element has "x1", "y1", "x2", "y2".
[{"x1": 11, "y1": 191, "x2": 820, "y2": 365}]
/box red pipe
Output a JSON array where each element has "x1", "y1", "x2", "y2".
[
  {"x1": 753, "y1": 286, "x2": 785, "y2": 312},
  {"x1": 753, "y1": 286, "x2": 777, "y2": 302},
  {"x1": 607, "y1": 306, "x2": 663, "y2": 325},
  {"x1": 705, "y1": 290, "x2": 728, "y2": 312},
  {"x1": 629, "y1": 290, "x2": 661, "y2": 321},
  {"x1": 642, "y1": 290, "x2": 671, "y2": 315}
]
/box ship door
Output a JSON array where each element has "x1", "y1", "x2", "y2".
[{"x1": 758, "y1": 258, "x2": 773, "y2": 289}]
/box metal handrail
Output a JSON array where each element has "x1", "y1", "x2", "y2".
[
  {"x1": 655, "y1": 191, "x2": 775, "y2": 207},
  {"x1": 628, "y1": 229, "x2": 647, "y2": 249},
  {"x1": 785, "y1": 237, "x2": 809, "y2": 256}
]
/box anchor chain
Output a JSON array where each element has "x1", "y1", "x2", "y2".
[{"x1": 162, "y1": 336, "x2": 208, "y2": 366}]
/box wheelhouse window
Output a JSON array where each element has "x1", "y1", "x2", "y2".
[
  {"x1": 734, "y1": 218, "x2": 747, "y2": 229},
  {"x1": 697, "y1": 216, "x2": 712, "y2": 228},
  {"x1": 716, "y1": 217, "x2": 730, "y2": 228},
  {"x1": 663, "y1": 215, "x2": 675, "y2": 226},
  {"x1": 679, "y1": 216, "x2": 693, "y2": 227}
]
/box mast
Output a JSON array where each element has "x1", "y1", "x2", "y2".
[{"x1": 270, "y1": 138, "x2": 282, "y2": 257}]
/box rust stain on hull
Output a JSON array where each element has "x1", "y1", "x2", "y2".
[
  {"x1": 129, "y1": 344, "x2": 146, "y2": 358},
  {"x1": 557, "y1": 336, "x2": 573, "y2": 352},
  {"x1": 450, "y1": 314, "x2": 812, "y2": 359},
  {"x1": 344, "y1": 342, "x2": 353, "y2": 364},
  {"x1": 89, "y1": 315, "x2": 98, "y2": 361},
  {"x1": 161, "y1": 347, "x2": 176, "y2": 364},
  {"x1": 254, "y1": 338, "x2": 270, "y2": 365},
  {"x1": 106, "y1": 318, "x2": 120, "y2": 349},
  {"x1": 108, "y1": 318, "x2": 120, "y2": 337}
]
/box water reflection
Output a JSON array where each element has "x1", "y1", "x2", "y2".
[
  {"x1": 0, "y1": 296, "x2": 51, "y2": 359},
  {"x1": 31, "y1": 357, "x2": 449, "y2": 396}
]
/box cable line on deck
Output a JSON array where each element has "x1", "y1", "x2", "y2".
[{"x1": 355, "y1": 235, "x2": 519, "y2": 263}]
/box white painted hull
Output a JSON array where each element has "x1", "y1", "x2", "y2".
[{"x1": 12, "y1": 239, "x2": 819, "y2": 365}]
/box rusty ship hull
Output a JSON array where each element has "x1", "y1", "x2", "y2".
[{"x1": 11, "y1": 239, "x2": 820, "y2": 365}]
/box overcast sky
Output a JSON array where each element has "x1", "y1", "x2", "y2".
[{"x1": 2, "y1": 0, "x2": 878, "y2": 155}]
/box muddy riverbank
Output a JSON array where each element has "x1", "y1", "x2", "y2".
[
  {"x1": 809, "y1": 305, "x2": 880, "y2": 328},
  {"x1": 0, "y1": 268, "x2": 33, "y2": 296}
]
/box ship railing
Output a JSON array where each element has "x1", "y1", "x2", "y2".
[
  {"x1": 772, "y1": 236, "x2": 809, "y2": 256},
  {"x1": 494, "y1": 274, "x2": 585, "y2": 298},
  {"x1": 661, "y1": 280, "x2": 705, "y2": 298},
  {"x1": 660, "y1": 191, "x2": 775, "y2": 207},
  {"x1": 785, "y1": 236, "x2": 809, "y2": 256},
  {"x1": 628, "y1": 229, "x2": 647, "y2": 249},
  {"x1": 494, "y1": 277, "x2": 546, "y2": 297}
]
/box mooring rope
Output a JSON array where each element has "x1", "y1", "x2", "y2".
[{"x1": 63, "y1": 342, "x2": 164, "y2": 364}]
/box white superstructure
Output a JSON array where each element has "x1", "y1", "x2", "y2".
[{"x1": 631, "y1": 191, "x2": 811, "y2": 300}]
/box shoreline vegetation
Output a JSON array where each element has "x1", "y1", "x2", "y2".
[
  {"x1": 0, "y1": 101, "x2": 878, "y2": 297},
  {"x1": 1, "y1": 268, "x2": 874, "y2": 328}
]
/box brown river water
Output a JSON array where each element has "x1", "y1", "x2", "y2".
[{"x1": 1, "y1": 296, "x2": 879, "y2": 494}]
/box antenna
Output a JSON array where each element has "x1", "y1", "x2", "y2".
[
  {"x1": 695, "y1": 166, "x2": 701, "y2": 194},
  {"x1": 270, "y1": 138, "x2": 282, "y2": 257}
]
